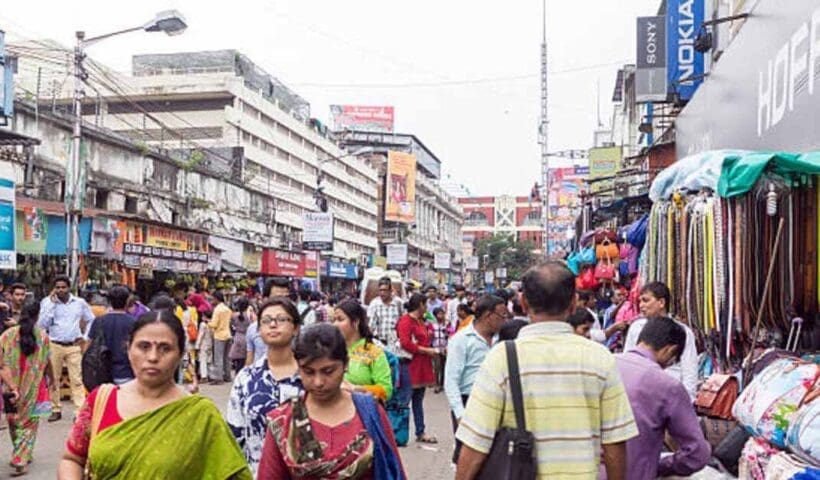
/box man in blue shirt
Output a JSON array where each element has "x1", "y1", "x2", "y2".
[
  {"x1": 38, "y1": 275, "x2": 95, "y2": 422},
  {"x1": 86, "y1": 285, "x2": 136, "y2": 385},
  {"x1": 444, "y1": 294, "x2": 507, "y2": 464}
]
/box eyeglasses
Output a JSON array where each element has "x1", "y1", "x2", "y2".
[{"x1": 260, "y1": 316, "x2": 294, "y2": 327}]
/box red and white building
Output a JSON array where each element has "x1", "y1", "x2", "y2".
[{"x1": 458, "y1": 195, "x2": 543, "y2": 250}]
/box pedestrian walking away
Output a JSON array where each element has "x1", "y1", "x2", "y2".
[
  {"x1": 57, "y1": 310, "x2": 251, "y2": 480},
  {"x1": 38, "y1": 275, "x2": 95, "y2": 422},
  {"x1": 0, "y1": 300, "x2": 55, "y2": 476},
  {"x1": 85, "y1": 285, "x2": 136, "y2": 386},
  {"x1": 227, "y1": 297, "x2": 303, "y2": 476},
  {"x1": 397, "y1": 292, "x2": 439, "y2": 445},
  {"x1": 257, "y1": 323, "x2": 406, "y2": 479},
  {"x1": 455, "y1": 262, "x2": 638, "y2": 479}
]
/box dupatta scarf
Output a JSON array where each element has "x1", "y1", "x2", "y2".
[{"x1": 88, "y1": 395, "x2": 251, "y2": 480}]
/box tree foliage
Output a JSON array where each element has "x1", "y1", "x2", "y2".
[{"x1": 475, "y1": 234, "x2": 538, "y2": 281}]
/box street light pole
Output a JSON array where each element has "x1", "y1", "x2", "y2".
[{"x1": 65, "y1": 11, "x2": 186, "y2": 291}]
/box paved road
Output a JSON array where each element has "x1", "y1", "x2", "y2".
[{"x1": 8, "y1": 383, "x2": 455, "y2": 479}]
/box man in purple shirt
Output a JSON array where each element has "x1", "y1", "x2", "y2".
[{"x1": 609, "y1": 317, "x2": 710, "y2": 480}]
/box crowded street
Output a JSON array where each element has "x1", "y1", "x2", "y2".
[{"x1": 0, "y1": 0, "x2": 819, "y2": 479}]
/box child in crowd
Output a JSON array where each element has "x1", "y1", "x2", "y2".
[
  {"x1": 195, "y1": 309, "x2": 214, "y2": 384},
  {"x1": 429, "y1": 307, "x2": 449, "y2": 393}
]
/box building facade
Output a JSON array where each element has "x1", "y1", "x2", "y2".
[
  {"x1": 338, "y1": 130, "x2": 464, "y2": 285},
  {"x1": 459, "y1": 195, "x2": 543, "y2": 248}
]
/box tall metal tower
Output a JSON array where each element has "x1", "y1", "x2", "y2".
[{"x1": 539, "y1": 0, "x2": 550, "y2": 256}]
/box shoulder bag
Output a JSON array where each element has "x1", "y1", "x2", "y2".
[
  {"x1": 694, "y1": 373, "x2": 739, "y2": 420},
  {"x1": 476, "y1": 341, "x2": 536, "y2": 480}
]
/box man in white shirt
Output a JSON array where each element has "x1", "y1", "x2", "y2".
[
  {"x1": 579, "y1": 290, "x2": 626, "y2": 345},
  {"x1": 624, "y1": 281, "x2": 699, "y2": 400},
  {"x1": 446, "y1": 285, "x2": 468, "y2": 330}
]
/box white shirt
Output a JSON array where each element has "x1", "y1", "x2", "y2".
[
  {"x1": 624, "y1": 317, "x2": 699, "y2": 400},
  {"x1": 446, "y1": 296, "x2": 467, "y2": 330},
  {"x1": 587, "y1": 307, "x2": 606, "y2": 344}
]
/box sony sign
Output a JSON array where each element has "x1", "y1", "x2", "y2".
[
  {"x1": 757, "y1": 7, "x2": 820, "y2": 136},
  {"x1": 667, "y1": 0, "x2": 705, "y2": 101},
  {"x1": 636, "y1": 16, "x2": 668, "y2": 102}
]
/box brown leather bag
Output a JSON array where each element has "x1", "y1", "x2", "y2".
[{"x1": 695, "y1": 374, "x2": 739, "y2": 420}]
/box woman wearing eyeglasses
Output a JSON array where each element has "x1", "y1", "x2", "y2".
[{"x1": 226, "y1": 297, "x2": 304, "y2": 477}]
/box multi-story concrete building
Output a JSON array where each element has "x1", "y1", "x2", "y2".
[
  {"x1": 18, "y1": 49, "x2": 379, "y2": 261},
  {"x1": 338, "y1": 130, "x2": 464, "y2": 285},
  {"x1": 459, "y1": 195, "x2": 543, "y2": 249}
]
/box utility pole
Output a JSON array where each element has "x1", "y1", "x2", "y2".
[
  {"x1": 539, "y1": 0, "x2": 550, "y2": 257},
  {"x1": 66, "y1": 31, "x2": 85, "y2": 289}
]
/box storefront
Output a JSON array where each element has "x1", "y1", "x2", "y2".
[{"x1": 322, "y1": 260, "x2": 359, "y2": 294}]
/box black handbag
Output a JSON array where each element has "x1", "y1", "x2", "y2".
[
  {"x1": 81, "y1": 317, "x2": 113, "y2": 391},
  {"x1": 476, "y1": 341, "x2": 537, "y2": 480}
]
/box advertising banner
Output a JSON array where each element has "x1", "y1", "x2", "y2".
[
  {"x1": 330, "y1": 105, "x2": 395, "y2": 133},
  {"x1": 667, "y1": 0, "x2": 705, "y2": 101},
  {"x1": 302, "y1": 212, "x2": 334, "y2": 251},
  {"x1": 465, "y1": 256, "x2": 479, "y2": 271},
  {"x1": 326, "y1": 261, "x2": 359, "y2": 279},
  {"x1": 636, "y1": 16, "x2": 668, "y2": 102},
  {"x1": 484, "y1": 271, "x2": 494, "y2": 284},
  {"x1": 304, "y1": 251, "x2": 319, "y2": 277},
  {"x1": 588, "y1": 147, "x2": 622, "y2": 194},
  {"x1": 0, "y1": 179, "x2": 14, "y2": 269},
  {"x1": 242, "y1": 245, "x2": 262, "y2": 273},
  {"x1": 386, "y1": 243, "x2": 409, "y2": 265},
  {"x1": 385, "y1": 151, "x2": 417, "y2": 223},
  {"x1": 263, "y1": 249, "x2": 306, "y2": 277},
  {"x1": 17, "y1": 208, "x2": 46, "y2": 255},
  {"x1": 434, "y1": 252, "x2": 451, "y2": 270}
]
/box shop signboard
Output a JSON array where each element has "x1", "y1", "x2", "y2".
[
  {"x1": 434, "y1": 252, "x2": 451, "y2": 270},
  {"x1": 16, "y1": 208, "x2": 46, "y2": 255},
  {"x1": 588, "y1": 147, "x2": 622, "y2": 194},
  {"x1": 0, "y1": 31, "x2": 14, "y2": 119},
  {"x1": 386, "y1": 243, "x2": 408, "y2": 265},
  {"x1": 304, "y1": 251, "x2": 319, "y2": 277},
  {"x1": 636, "y1": 16, "x2": 668, "y2": 102},
  {"x1": 90, "y1": 218, "x2": 125, "y2": 259},
  {"x1": 242, "y1": 245, "x2": 262, "y2": 273},
  {"x1": 465, "y1": 256, "x2": 479, "y2": 271},
  {"x1": 330, "y1": 105, "x2": 395, "y2": 133},
  {"x1": 385, "y1": 151, "x2": 417, "y2": 223},
  {"x1": 372, "y1": 255, "x2": 388, "y2": 269},
  {"x1": 0, "y1": 179, "x2": 14, "y2": 269},
  {"x1": 326, "y1": 261, "x2": 358, "y2": 279},
  {"x1": 667, "y1": 0, "x2": 705, "y2": 101},
  {"x1": 484, "y1": 271, "x2": 494, "y2": 284},
  {"x1": 677, "y1": 0, "x2": 820, "y2": 157},
  {"x1": 496, "y1": 267, "x2": 507, "y2": 279},
  {"x1": 302, "y1": 212, "x2": 334, "y2": 251},
  {"x1": 262, "y1": 249, "x2": 306, "y2": 277}
]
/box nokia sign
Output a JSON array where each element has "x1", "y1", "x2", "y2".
[{"x1": 667, "y1": 0, "x2": 706, "y2": 101}]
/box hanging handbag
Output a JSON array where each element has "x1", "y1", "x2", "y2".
[
  {"x1": 695, "y1": 374, "x2": 739, "y2": 420},
  {"x1": 576, "y1": 267, "x2": 599, "y2": 290},
  {"x1": 596, "y1": 238, "x2": 620, "y2": 261},
  {"x1": 566, "y1": 251, "x2": 581, "y2": 275},
  {"x1": 476, "y1": 341, "x2": 536, "y2": 480},
  {"x1": 594, "y1": 260, "x2": 616, "y2": 281},
  {"x1": 578, "y1": 247, "x2": 596, "y2": 265}
]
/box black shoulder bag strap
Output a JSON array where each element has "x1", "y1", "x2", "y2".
[{"x1": 505, "y1": 340, "x2": 526, "y2": 431}]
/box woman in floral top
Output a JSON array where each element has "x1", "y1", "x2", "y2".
[{"x1": 227, "y1": 297, "x2": 303, "y2": 476}]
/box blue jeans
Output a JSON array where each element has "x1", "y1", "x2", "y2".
[{"x1": 412, "y1": 387, "x2": 426, "y2": 437}]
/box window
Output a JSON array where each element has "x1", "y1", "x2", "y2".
[
  {"x1": 466, "y1": 211, "x2": 489, "y2": 226},
  {"x1": 94, "y1": 189, "x2": 109, "y2": 209},
  {"x1": 125, "y1": 196, "x2": 138, "y2": 214}
]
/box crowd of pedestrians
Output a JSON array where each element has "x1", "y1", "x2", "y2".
[{"x1": 0, "y1": 261, "x2": 717, "y2": 479}]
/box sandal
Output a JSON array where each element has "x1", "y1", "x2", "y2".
[
  {"x1": 10, "y1": 465, "x2": 27, "y2": 477},
  {"x1": 416, "y1": 435, "x2": 438, "y2": 444}
]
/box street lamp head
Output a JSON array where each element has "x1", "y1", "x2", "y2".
[{"x1": 144, "y1": 10, "x2": 188, "y2": 36}]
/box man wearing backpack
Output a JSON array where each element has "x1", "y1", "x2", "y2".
[
  {"x1": 296, "y1": 288, "x2": 316, "y2": 326},
  {"x1": 85, "y1": 284, "x2": 136, "y2": 386}
]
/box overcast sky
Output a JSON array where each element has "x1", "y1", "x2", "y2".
[{"x1": 1, "y1": 0, "x2": 658, "y2": 196}]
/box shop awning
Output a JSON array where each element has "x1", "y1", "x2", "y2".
[
  {"x1": 650, "y1": 150, "x2": 820, "y2": 201},
  {"x1": 222, "y1": 260, "x2": 244, "y2": 273},
  {"x1": 0, "y1": 130, "x2": 40, "y2": 147}
]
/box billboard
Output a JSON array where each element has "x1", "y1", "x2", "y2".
[
  {"x1": 677, "y1": 0, "x2": 820, "y2": 157},
  {"x1": 547, "y1": 167, "x2": 586, "y2": 255},
  {"x1": 434, "y1": 252, "x2": 451, "y2": 270},
  {"x1": 302, "y1": 212, "x2": 334, "y2": 251},
  {"x1": 386, "y1": 243, "x2": 408, "y2": 265},
  {"x1": 330, "y1": 105, "x2": 394, "y2": 133},
  {"x1": 588, "y1": 147, "x2": 622, "y2": 194},
  {"x1": 465, "y1": 256, "x2": 479, "y2": 271},
  {"x1": 667, "y1": 0, "x2": 705, "y2": 101},
  {"x1": 0, "y1": 30, "x2": 12, "y2": 119},
  {"x1": 636, "y1": 16, "x2": 668, "y2": 102},
  {"x1": 385, "y1": 151, "x2": 417, "y2": 223},
  {"x1": 0, "y1": 179, "x2": 14, "y2": 269}
]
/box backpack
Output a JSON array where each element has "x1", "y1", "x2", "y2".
[{"x1": 82, "y1": 318, "x2": 113, "y2": 391}]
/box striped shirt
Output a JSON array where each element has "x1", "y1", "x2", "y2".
[{"x1": 456, "y1": 321, "x2": 638, "y2": 479}]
